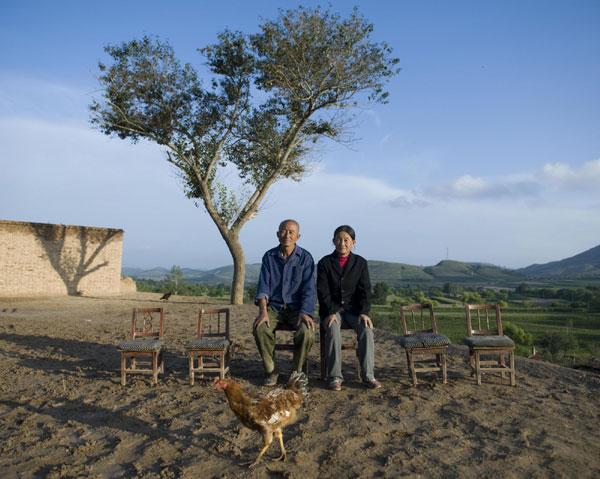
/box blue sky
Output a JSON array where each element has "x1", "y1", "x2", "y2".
[{"x1": 1, "y1": 0, "x2": 599, "y2": 270}]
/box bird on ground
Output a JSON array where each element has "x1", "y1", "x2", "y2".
[
  {"x1": 213, "y1": 371, "x2": 308, "y2": 467},
  {"x1": 160, "y1": 292, "x2": 172, "y2": 301}
]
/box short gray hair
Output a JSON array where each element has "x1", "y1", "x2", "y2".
[{"x1": 278, "y1": 219, "x2": 300, "y2": 231}]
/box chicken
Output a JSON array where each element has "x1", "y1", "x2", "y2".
[{"x1": 213, "y1": 371, "x2": 308, "y2": 467}]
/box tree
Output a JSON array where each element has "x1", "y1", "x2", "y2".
[
  {"x1": 443, "y1": 282, "x2": 463, "y2": 296},
  {"x1": 504, "y1": 322, "x2": 533, "y2": 346},
  {"x1": 539, "y1": 331, "x2": 579, "y2": 361},
  {"x1": 413, "y1": 291, "x2": 426, "y2": 303},
  {"x1": 372, "y1": 282, "x2": 390, "y2": 305},
  {"x1": 90, "y1": 6, "x2": 400, "y2": 304},
  {"x1": 164, "y1": 265, "x2": 186, "y2": 295}
]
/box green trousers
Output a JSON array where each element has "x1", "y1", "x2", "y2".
[{"x1": 253, "y1": 307, "x2": 314, "y2": 374}]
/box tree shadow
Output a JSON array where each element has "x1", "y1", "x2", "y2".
[
  {"x1": 0, "y1": 332, "x2": 121, "y2": 377},
  {"x1": 0, "y1": 396, "x2": 179, "y2": 441},
  {"x1": 30, "y1": 223, "x2": 121, "y2": 296}
]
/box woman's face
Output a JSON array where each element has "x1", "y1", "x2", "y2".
[{"x1": 333, "y1": 231, "x2": 356, "y2": 257}]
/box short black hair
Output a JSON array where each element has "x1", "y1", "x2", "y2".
[{"x1": 333, "y1": 225, "x2": 355, "y2": 240}]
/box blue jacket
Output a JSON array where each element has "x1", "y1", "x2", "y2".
[{"x1": 255, "y1": 245, "x2": 317, "y2": 318}]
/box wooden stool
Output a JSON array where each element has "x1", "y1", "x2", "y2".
[
  {"x1": 399, "y1": 304, "x2": 450, "y2": 386},
  {"x1": 118, "y1": 308, "x2": 165, "y2": 386},
  {"x1": 463, "y1": 304, "x2": 516, "y2": 386},
  {"x1": 185, "y1": 308, "x2": 231, "y2": 384}
]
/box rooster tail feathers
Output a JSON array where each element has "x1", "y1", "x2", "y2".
[{"x1": 287, "y1": 371, "x2": 309, "y2": 399}]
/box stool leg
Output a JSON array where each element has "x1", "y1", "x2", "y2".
[
  {"x1": 121, "y1": 353, "x2": 126, "y2": 386},
  {"x1": 510, "y1": 352, "x2": 516, "y2": 387},
  {"x1": 469, "y1": 349, "x2": 475, "y2": 377},
  {"x1": 189, "y1": 353, "x2": 195, "y2": 386},
  {"x1": 220, "y1": 352, "x2": 226, "y2": 380},
  {"x1": 152, "y1": 352, "x2": 158, "y2": 385},
  {"x1": 441, "y1": 350, "x2": 447, "y2": 384},
  {"x1": 408, "y1": 351, "x2": 417, "y2": 386},
  {"x1": 475, "y1": 350, "x2": 482, "y2": 385}
]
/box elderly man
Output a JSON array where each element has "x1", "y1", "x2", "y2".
[{"x1": 253, "y1": 219, "x2": 316, "y2": 386}]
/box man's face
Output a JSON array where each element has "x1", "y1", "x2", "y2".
[{"x1": 277, "y1": 221, "x2": 300, "y2": 248}]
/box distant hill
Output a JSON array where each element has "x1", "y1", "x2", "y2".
[
  {"x1": 424, "y1": 260, "x2": 524, "y2": 282},
  {"x1": 518, "y1": 244, "x2": 600, "y2": 278},
  {"x1": 122, "y1": 266, "x2": 170, "y2": 281},
  {"x1": 122, "y1": 264, "x2": 262, "y2": 285},
  {"x1": 367, "y1": 260, "x2": 435, "y2": 282},
  {"x1": 187, "y1": 264, "x2": 262, "y2": 284},
  {"x1": 123, "y1": 259, "x2": 524, "y2": 286}
]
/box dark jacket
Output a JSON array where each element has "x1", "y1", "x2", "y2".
[{"x1": 316, "y1": 251, "x2": 372, "y2": 319}]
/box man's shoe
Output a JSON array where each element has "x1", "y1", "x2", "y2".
[
  {"x1": 263, "y1": 370, "x2": 279, "y2": 386},
  {"x1": 366, "y1": 379, "x2": 382, "y2": 389}
]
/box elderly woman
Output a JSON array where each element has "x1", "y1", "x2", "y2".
[{"x1": 317, "y1": 225, "x2": 381, "y2": 391}]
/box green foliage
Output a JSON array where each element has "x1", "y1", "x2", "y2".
[
  {"x1": 539, "y1": 331, "x2": 579, "y2": 360},
  {"x1": 443, "y1": 282, "x2": 464, "y2": 295},
  {"x1": 460, "y1": 291, "x2": 483, "y2": 304},
  {"x1": 413, "y1": 291, "x2": 425, "y2": 303},
  {"x1": 503, "y1": 322, "x2": 533, "y2": 345},
  {"x1": 372, "y1": 282, "x2": 390, "y2": 305},
  {"x1": 164, "y1": 265, "x2": 186, "y2": 294},
  {"x1": 244, "y1": 283, "x2": 258, "y2": 304},
  {"x1": 135, "y1": 279, "x2": 231, "y2": 298}
]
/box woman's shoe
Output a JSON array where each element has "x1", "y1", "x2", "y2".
[
  {"x1": 328, "y1": 381, "x2": 342, "y2": 391},
  {"x1": 366, "y1": 380, "x2": 382, "y2": 389}
]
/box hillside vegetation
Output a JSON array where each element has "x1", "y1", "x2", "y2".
[{"x1": 518, "y1": 244, "x2": 600, "y2": 278}]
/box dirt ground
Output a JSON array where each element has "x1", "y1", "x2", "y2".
[{"x1": 1, "y1": 292, "x2": 599, "y2": 478}]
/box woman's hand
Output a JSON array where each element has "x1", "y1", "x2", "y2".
[
  {"x1": 359, "y1": 314, "x2": 373, "y2": 329},
  {"x1": 325, "y1": 313, "x2": 339, "y2": 329}
]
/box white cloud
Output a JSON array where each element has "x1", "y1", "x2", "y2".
[
  {"x1": 427, "y1": 174, "x2": 542, "y2": 200},
  {"x1": 540, "y1": 159, "x2": 600, "y2": 188}
]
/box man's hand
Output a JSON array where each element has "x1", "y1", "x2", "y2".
[
  {"x1": 253, "y1": 310, "x2": 270, "y2": 330},
  {"x1": 325, "y1": 313, "x2": 339, "y2": 329},
  {"x1": 298, "y1": 313, "x2": 315, "y2": 331},
  {"x1": 359, "y1": 314, "x2": 373, "y2": 329}
]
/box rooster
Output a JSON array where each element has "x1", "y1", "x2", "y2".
[{"x1": 213, "y1": 371, "x2": 308, "y2": 467}]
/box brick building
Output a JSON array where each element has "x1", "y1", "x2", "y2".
[{"x1": 0, "y1": 220, "x2": 124, "y2": 297}]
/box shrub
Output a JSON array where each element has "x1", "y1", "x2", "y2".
[{"x1": 504, "y1": 322, "x2": 533, "y2": 346}]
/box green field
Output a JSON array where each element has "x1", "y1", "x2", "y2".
[{"x1": 371, "y1": 304, "x2": 600, "y2": 361}]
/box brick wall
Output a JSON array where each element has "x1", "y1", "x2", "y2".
[{"x1": 0, "y1": 220, "x2": 124, "y2": 297}]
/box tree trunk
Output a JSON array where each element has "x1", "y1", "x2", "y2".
[{"x1": 225, "y1": 234, "x2": 246, "y2": 305}]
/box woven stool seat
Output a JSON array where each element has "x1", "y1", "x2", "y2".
[
  {"x1": 463, "y1": 335, "x2": 514, "y2": 348},
  {"x1": 400, "y1": 333, "x2": 450, "y2": 349},
  {"x1": 185, "y1": 339, "x2": 231, "y2": 350},
  {"x1": 119, "y1": 339, "x2": 165, "y2": 351}
]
